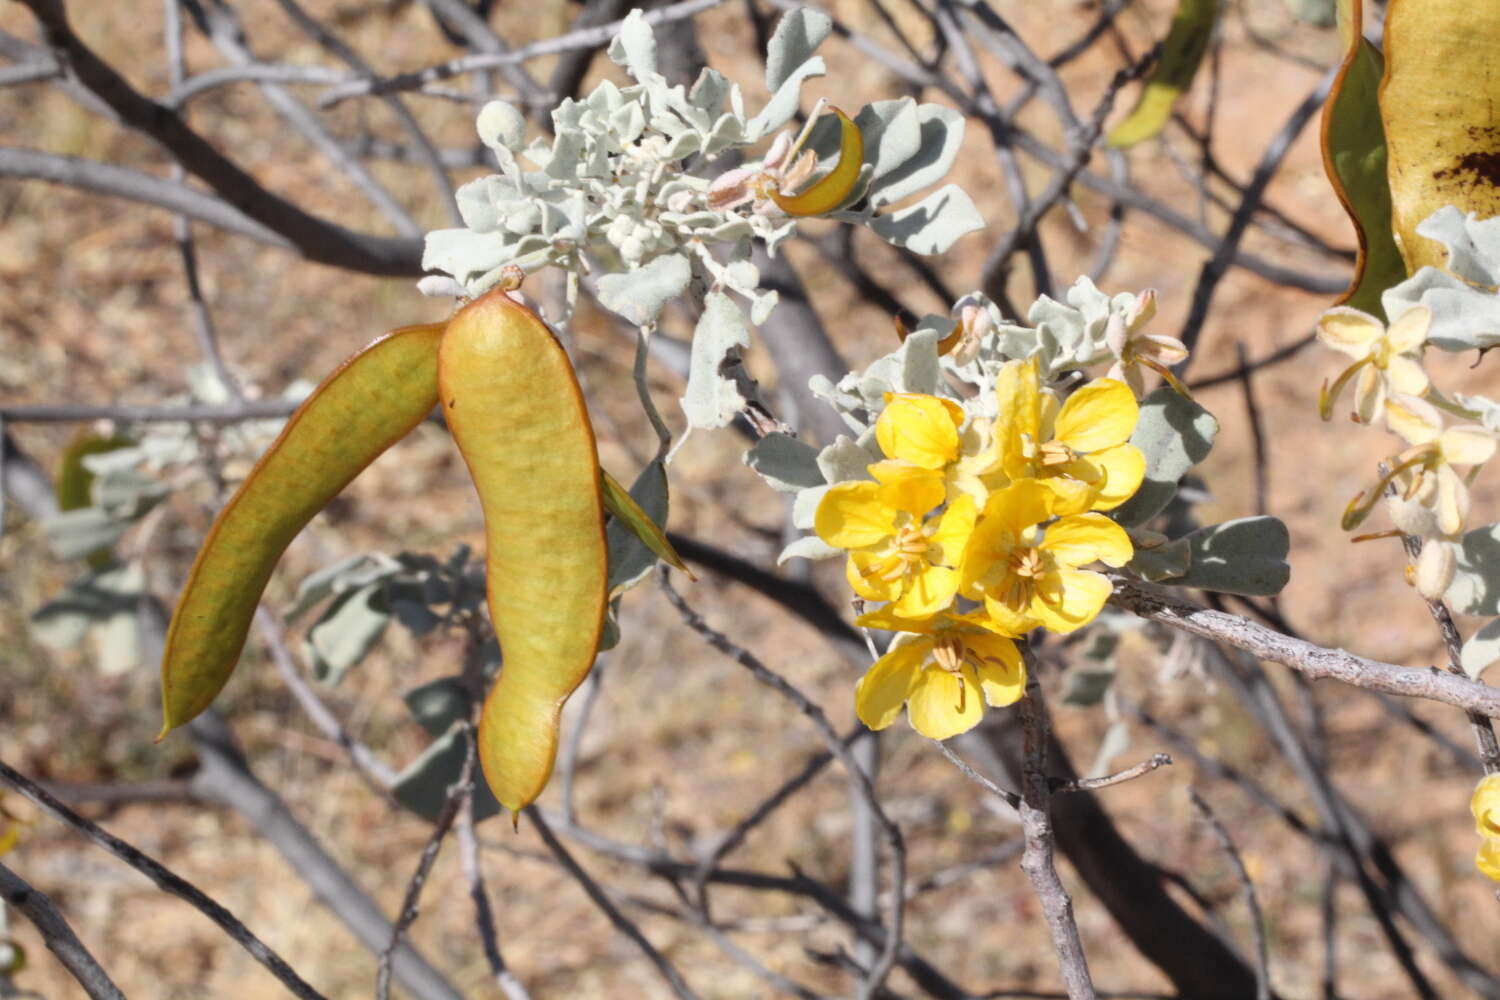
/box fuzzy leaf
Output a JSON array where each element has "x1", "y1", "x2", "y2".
[
  {"x1": 596, "y1": 253, "x2": 692, "y2": 327},
  {"x1": 681, "y1": 291, "x2": 751, "y2": 429},
  {"x1": 1111, "y1": 387, "x2": 1219, "y2": 527},
  {"x1": 869, "y1": 104, "x2": 966, "y2": 208},
  {"x1": 778, "y1": 534, "x2": 842, "y2": 563},
  {"x1": 300, "y1": 584, "x2": 392, "y2": 686},
  {"x1": 766, "y1": 7, "x2": 831, "y2": 92},
  {"x1": 746, "y1": 432, "x2": 823, "y2": 492},
  {"x1": 867, "y1": 184, "x2": 984, "y2": 254},
  {"x1": 391, "y1": 727, "x2": 501, "y2": 824},
  {"x1": 1160, "y1": 516, "x2": 1291, "y2": 596},
  {"x1": 1445, "y1": 523, "x2": 1500, "y2": 616},
  {"x1": 1461, "y1": 619, "x2": 1500, "y2": 681},
  {"x1": 404, "y1": 676, "x2": 474, "y2": 737}
]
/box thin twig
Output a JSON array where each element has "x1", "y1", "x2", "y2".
[
  {"x1": 457, "y1": 790, "x2": 531, "y2": 1000},
  {"x1": 1053, "y1": 753, "x2": 1173, "y2": 794},
  {"x1": 0, "y1": 757, "x2": 328, "y2": 1000},
  {"x1": 0, "y1": 863, "x2": 127, "y2": 1000},
  {"x1": 1189, "y1": 790, "x2": 1271, "y2": 1000},
  {"x1": 375, "y1": 728, "x2": 476, "y2": 1000}
]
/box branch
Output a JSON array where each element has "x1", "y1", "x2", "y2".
[
  {"x1": 15, "y1": 0, "x2": 423, "y2": 275},
  {"x1": 0, "y1": 146, "x2": 290, "y2": 248},
  {"x1": 0, "y1": 754, "x2": 327, "y2": 1000},
  {"x1": 1189, "y1": 791, "x2": 1271, "y2": 1000},
  {"x1": 0, "y1": 863, "x2": 127, "y2": 1000},
  {"x1": 1111, "y1": 579, "x2": 1500, "y2": 719}
]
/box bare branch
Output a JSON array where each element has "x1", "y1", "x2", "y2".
[
  {"x1": 0, "y1": 863, "x2": 127, "y2": 1000},
  {"x1": 457, "y1": 792, "x2": 532, "y2": 1000},
  {"x1": 1189, "y1": 791, "x2": 1271, "y2": 1000},
  {"x1": 1111, "y1": 578, "x2": 1500, "y2": 719},
  {"x1": 1053, "y1": 753, "x2": 1173, "y2": 795}
]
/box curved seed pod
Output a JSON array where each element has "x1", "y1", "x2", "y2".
[
  {"x1": 770, "y1": 108, "x2": 865, "y2": 217},
  {"x1": 439, "y1": 289, "x2": 608, "y2": 814},
  {"x1": 159, "y1": 323, "x2": 446, "y2": 737}
]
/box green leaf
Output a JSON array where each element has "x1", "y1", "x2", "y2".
[
  {"x1": 1108, "y1": 0, "x2": 1219, "y2": 148},
  {"x1": 1160, "y1": 516, "x2": 1291, "y2": 596},
  {"x1": 30, "y1": 563, "x2": 149, "y2": 674},
  {"x1": 1111, "y1": 387, "x2": 1219, "y2": 528},
  {"x1": 159, "y1": 322, "x2": 446, "y2": 737},
  {"x1": 603, "y1": 463, "x2": 686, "y2": 595},
  {"x1": 300, "y1": 583, "x2": 392, "y2": 686},
  {"x1": 1127, "y1": 537, "x2": 1192, "y2": 582},
  {"x1": 745, "y1": 432, "x2": 823, "y2": 492},
  {"x1": 1320, "y1": 0, "x2": 1404, "y2": 317},
  {"x1": 391, "y1": 727, "x2": 500, "y2": 824}
]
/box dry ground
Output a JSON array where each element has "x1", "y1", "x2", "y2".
[{"x1": 3, "y1": 0, "x2": 1498, "y2": 997}]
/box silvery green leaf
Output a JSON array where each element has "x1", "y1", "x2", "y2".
[
  {"x1": 1416, "y1": 205, "x2": 1500, "y2": 286},
  {"x1": 746, "y1": 432, "x2": 823, "y2": 492},
  {"x1": 1382, "y1": 266, "x2": 1500, "y2": 352},
  {"x1": 1127, "y1": 537, "x2": 1191, "y2": 582},
  {"x1": 300, "y1": 584, "x2": 392, "y2": 685},
  {"x1": 703, "y1": 111, "x2": 747, "y2": 156},
  {"x1": 403, "y1": 676, "x2": 473, "y2": 737},
  {"x1": 746, "y1": 56, "x2": 826, "y2": 142},
  {"x1": 41, "y1": 508, "x2": 129, "y2": 561},
  {"x1": 607, "y1": 9, "x2": 657, "y2": 80},
  {"x1": 868, "y1": 184, "x2": 984, "y2": 254},
  {"x1": 477, "y1": 99, "x2": 527, "y2": 152},
  {"x1": 765, "y1": 7, "x2": 832, "y2": 92},
  {"x1": 690, "y1": 67, "x2": 731, "y2": 116},
  {"x1": 681, "y1": 290, "x2": 751, "y2": 429},
  {"x1": 817, "y1": 436, "x2": 879, "y2": 485},
  {"x1": 607, "y1": 460, "x2": 670, "y2": 595},
  {"x1": 285, "y1": 552, "x2": 401, "y2": 623},
  {"x1": 422, "y1": 228, "x2": 511, "y2": 285},
  {"x1": 792, "y1": 484, "x2": 831, "y2": 530},
  {"x1": 91, "y1": 602, "x2": 144, "y2": 676},
  {"x1": 596, "y1": 253, "x2": 691, "y2": 326},
  {"x1": 1445, "y1": 523, "x2": 1500, "y2": 615},
  {"x1": 898, "y1": 328, "x2": 942, "y2": 394},
  {"x1": 1281, "y1": 0, "x2": 1335, "y2": 24},
  {"x1": 545, "y1": 129, "x2": 587, "y2": 180},
  {"x1": 763, "y1": 219, "x2": 799, "y2": 257},
  {"x1": 870, "y1": 104, "x2": 965, "y2": 208},
  {"x1": 1161, "y1": 516, "x2": 1290, "y2": 596},
  {"x1": 853, "y1": 99, "x2": 922, "y2": 185},
  {"x1": 611, "y1": 102, "x2": 647, "y2": 144},
  {"x1": 1111, "y1": 387, "x2": 1219, "y2": 527},
  {"x1": 1462, "y1": 619, "x2": 1500, "y2": 680},
  {"x1": 391, "y1": 727, "x2": 501, "y2": 824},
  {"x1": 30, "y1": 563, "x2": 144, "y2": 652},
  {"x1": 748, "y1": 288, "x2": 779, "y2": 325},
  {"x1": 661, "y1": 128, "x2": 704, "y2": 160},
  {"x1": 779, "y1": 534, "x2": 842, "y2": 563}
]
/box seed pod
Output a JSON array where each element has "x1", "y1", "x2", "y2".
[
  {"x1": 769, "y1": 108, "x2": 865, "y2": 217},
  {"x1": 439, "y1": 289, "x2": 608, "y2": 814},
  {"x1": 158, "y1": 323, "x2": 446, "y2": 737}
]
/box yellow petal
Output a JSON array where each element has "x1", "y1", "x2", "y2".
[
  {"x1": 1041, "y1": 513, "x2": 1134, "y2": 568},
  {"x1": 1440, "y1": 426, "x2": 1498, "y2": 467},
  {"x1": 1385, "y1": 354, "x2": 1429, "y2": 397},
  {"x1": 1083, "y1": 443, "x2": 1146, "y2": 510},
  {"x1": 855, "y1": 639, "x2": 926, "y2": 731},
  {"x1": 1384, "y1": 305, "x2": 1431, "y2": 353},
  {"x1": 847, "y1": 550, "x2": 903, "y2": 603},
  {"x1": 871, "y1": 462, "x2": 947, "y2": 518},
  {"x1": 1386, "y1": 394, "x2": 1442, "y2": 446},
  {"x1": 893, "y1": 565, "x2": 960, "y2": 618},
  {"x1": 1473, "y1": 774, "x2": 1500, "y2": 838},
  {"x1": 968, "y1": 634, "x2": 1026, "y2": 707},
  {"x1": 815, "y1": 482, "x2": 895, "y2": 548},
  {"x1": 1317, "y1": 306, "x2": 1384, "y2": 358},
  {"x1": 1032, "y1": 565, "x2": 1112, "y2": 633},
  {"x1": 979, "y1": 479, "x2": 1056, "y2": 537},
  {"x1": 930, "y1": 493, "x2": 977, "y2": 565},
  {"x1": 982, "y1": 594, "x2": 1040, "y2": 635},
  {"x1": 993, "y1": 359, "x2": 1043, "y2": 470},
  {"x1": 906, "y1": 667, "x2": 985, "y2": 739},
  {"x1": 876, "y1": 393, "x2": 964, "y2": 469},
  {"x1": 1478, "y1": 837, "x2": 1500, "y2": 882},
  {"x1": 856, "y1": 606, "x2": 943, "y2": 634},
  {"x1": 0, "y1": 823, "x2": 17, "y2": 856},
  {"x1": 1054, "y1": 379, "x2": 1139, "y2": 453},
  {"x1": 1041, "y1": 476, "x2": 1097, "y2": 517}
]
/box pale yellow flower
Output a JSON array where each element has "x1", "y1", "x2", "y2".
[
  {"x1": 1318, "y1": 305, "x2": 1430, "y2": 424},
  {"x1": 852, "y1": 608, "x2": 1025, "y2": 740},
  {"x1": 1104, "y1": 290, "x2": 1188, "y2": 397},
  {"x1": 1471, "y1": 774, "x2": 1500, "y2": 881}
]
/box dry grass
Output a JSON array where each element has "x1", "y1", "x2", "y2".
[{"x1": 3, "y1": 0, "x2": 1499, "y2": 997}]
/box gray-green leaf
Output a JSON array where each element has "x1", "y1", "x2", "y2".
[
  {"x1": 681, "y1": 291, "x2": 751, "y2": 429},
  {"x1": 867, "y1": 184, "x2": 984, "y2": 254},
  {"x1": 1160, "y1": 516, "x2": 1290, "y2": 596},
  {"x1": 1111, "y1": 387, "x2": 1218, "y2": 528},
  {"x1": 596, "y1": 253, "x2": 691, "y2": 327}
]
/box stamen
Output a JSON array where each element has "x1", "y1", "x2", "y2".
[{"x1": 1319, "y1": 358, "x2": 1372, "y2": 422}]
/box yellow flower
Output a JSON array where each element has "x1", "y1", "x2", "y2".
[
  {"x1": 875, "y1": 393, "x2": 966, "y2": 469},
  {"x1": 993, "y1": 358, "x2": 1145, "y2": 513},
  {"x1": 1385, "y1": 394, "x2": 1497, "y2": 537},
  {"x1": 1318, "y1": 305, "x2": 1430, "y2": 424},
  {"x1": 960, "y1": 479, "x2": 1133, "y2": 634},
  {"x1": 815, "y1": 462, "x2": 976, "y2": 617},
  {"x1": 852, "y1": 608, "x2": 1025, "y2": 740},
  {"x1": 1471, "y1": 774, "x2": 1500, "y2": 881},
  {"x1": 1103, "y1": 289, "x2": 1190, "y2": 397}
]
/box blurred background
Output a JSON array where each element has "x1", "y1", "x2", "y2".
[{"x1": 3, "y1": 0, "x2": 1498, "y2": 997}]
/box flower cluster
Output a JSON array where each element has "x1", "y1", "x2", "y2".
[
  {"x1": 1472, "y1": 774, "x2": 1500, "y2": 881},
  {"x1": 812, "y1": 359, "x2": 1144, "y2": 740},
  {"x1": 1320, "y1": 208, "x2": 1500, "y2": 601}
]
